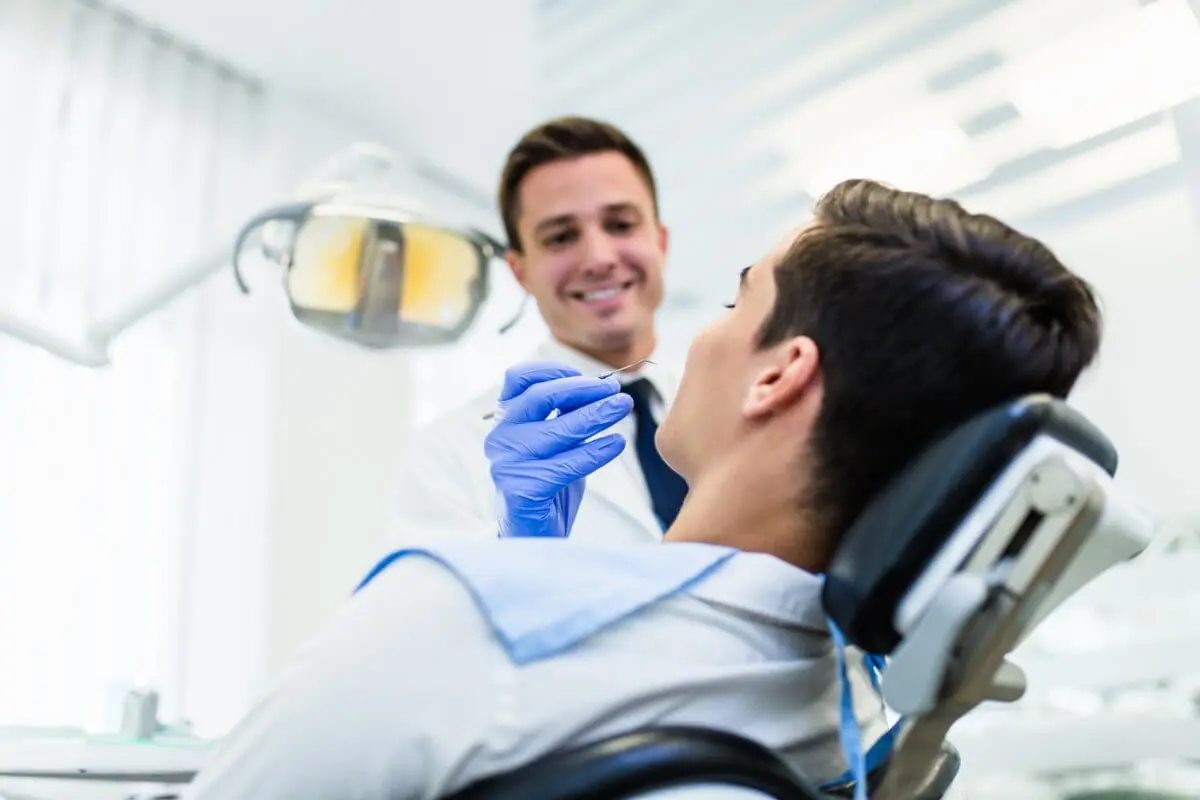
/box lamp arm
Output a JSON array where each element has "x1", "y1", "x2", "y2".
[
  {"x1": 0, "y1": 312, "x2": 108, "y2": 367},
  {"x1": 89, "y1": 248, "x2": 230, "y2": 342},
  {"x1": 0, "y1": 246, "x2": 231, "y2": 368}
]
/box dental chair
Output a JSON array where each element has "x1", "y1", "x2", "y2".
[
  {"x1": 0, "y1": 396, "x2": 1153, "y2": 800},
  {"x1": 443, "y1": 394, "x2": 1155, "y2": 800}
]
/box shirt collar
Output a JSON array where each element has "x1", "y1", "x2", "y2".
[
  {"x1": 685, "y1": 551, "x2": 830, "y2": 633},
  {"x1": 358, "y1": 539, "x2": 829, "y2": 667}
]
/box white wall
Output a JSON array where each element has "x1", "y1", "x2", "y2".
[
  {"x1": 1023, "y1": 184, "x2": 1200, "y2": 519},
  {"x1": 176, "y1": 87, "x2": 473, "y2": 729},
  {"x1": 261, "y1": 328, "x2": 416, "y2": 679},
  {"x1": 176, "y1": 88, "x2": 416, "y2": 732},
  {"x1": 257, "y1": 94, "x2": 420, "y2": 684}
]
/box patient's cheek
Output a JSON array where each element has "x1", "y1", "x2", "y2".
[{"x1": 686, "y1": 327, "x2": 719, "y2": 367}]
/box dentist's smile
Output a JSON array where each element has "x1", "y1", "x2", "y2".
[{"x1": 569, "y1": 278, "x2": 639, "y2": 307}]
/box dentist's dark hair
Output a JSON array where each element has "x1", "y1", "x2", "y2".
[
  {"x1": 498, "y1": 116, "x2": 659, "y2": 253},
  {"x1": 759, "y1": 179, "x2": 1103, "y2": 539}
]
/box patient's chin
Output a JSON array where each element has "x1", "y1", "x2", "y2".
[{"x1": 655, "y1": 425, "x2": 688, "y2": 480}]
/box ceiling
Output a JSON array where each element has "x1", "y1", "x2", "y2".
[
  {"x1": 532, "y1": 0, "x2": 1198, "y2": 330},
  {"x1": 107, "y1": 0, "x2": 541, "y2": 194}
]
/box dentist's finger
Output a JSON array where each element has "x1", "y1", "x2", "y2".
[
  {"x1": 498, "y1": 374, "x2": 622, "y2": 424},
  {"x1": 498, "y1": 361, "x2": 582, "y2": 402}
]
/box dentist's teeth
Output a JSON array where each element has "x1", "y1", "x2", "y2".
[{"x1": 582, "y1": 287, "x2": 621, "y2": 301}]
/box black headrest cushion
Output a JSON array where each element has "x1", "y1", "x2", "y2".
[
  {"x1": 443, "y1": 726, "x2": 823, "y2": 800},
  {"x1": 821, "y1": 394, "x2": 1116, "y2": 655}
]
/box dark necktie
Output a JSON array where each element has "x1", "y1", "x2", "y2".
[{"x1": 622, "y1": 377, "x2": 688, "y2": 530}]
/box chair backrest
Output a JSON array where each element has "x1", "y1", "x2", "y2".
[{"x1": 821, "y1": 394, "x2": 1117, "y2": 655}]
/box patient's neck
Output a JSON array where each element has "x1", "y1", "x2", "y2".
[{"x1": 663, "y1": 456, "x2": 832, "y2": 574}]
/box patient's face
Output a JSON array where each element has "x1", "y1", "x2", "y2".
[{"x1": 657, "y1": 231, "x2": 797, "y2": 481}]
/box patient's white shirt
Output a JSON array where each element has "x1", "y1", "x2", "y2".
[{"x1": 183, "y1": 545, "x2": 888, "y2": 800}]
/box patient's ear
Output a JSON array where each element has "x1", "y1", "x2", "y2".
[{"x1": 742, "y1": 336, "x2": 820, "y2": 419}]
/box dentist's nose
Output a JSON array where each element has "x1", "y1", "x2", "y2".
[{"x1": 579, "y1": 228, "x2": 619, "y2": 275}]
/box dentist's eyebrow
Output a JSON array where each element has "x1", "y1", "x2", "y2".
[
  {"x1": 533, "y1": 214, "x2": 575, "y2": 237},
  {"x1": 738, "y1": 266, "x2": 751, "y2": 290}
]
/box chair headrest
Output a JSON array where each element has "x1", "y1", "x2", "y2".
[{"x1": 821, "y1": 394, "x2": 1117, "y2": 655}]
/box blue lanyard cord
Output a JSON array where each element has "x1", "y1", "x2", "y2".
[
  {"x1": 822, "y1": 624, "x2": 902, "y2": 800},
  {"x1": 827, "y1": 620, "x2": 870, "y2": 800},
  {"x1": 863, "y1": 653, "x2": 887, "y2": 694}
]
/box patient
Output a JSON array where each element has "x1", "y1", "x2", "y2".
[{"x1": 184, "y1": 180, "x2": 1101, "y2": 799}]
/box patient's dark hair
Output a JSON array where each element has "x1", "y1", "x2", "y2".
[{"x1": 759, "y1": 179, "x2": 1103, "y2": 536}]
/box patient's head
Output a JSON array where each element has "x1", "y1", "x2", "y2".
[{"x1": 658, "y1": 179, "x2": 1101, "y2": 560}]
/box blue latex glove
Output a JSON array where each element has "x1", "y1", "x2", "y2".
[{"x1": 485, "y1": 361, "x2": 634, "y2": 538}]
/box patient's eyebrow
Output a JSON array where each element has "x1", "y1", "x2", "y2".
[{"x1": 738, "y1": 266, "x2": 751, "y2": 290}]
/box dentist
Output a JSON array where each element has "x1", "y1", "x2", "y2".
[{"x1": 385, "y1": 116, "x2": 686, "y2": 546}]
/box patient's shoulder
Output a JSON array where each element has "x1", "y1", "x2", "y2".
[
  {"x1": 367, "y1": 552, "x2": 472, "y2": 598},
  {"x1": 353, "y1": 554, "x2": 498, "y2": 642}
]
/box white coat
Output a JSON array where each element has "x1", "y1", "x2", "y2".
[{"x1": 384, "y1": 337, "x2": 680, "y2": 548}]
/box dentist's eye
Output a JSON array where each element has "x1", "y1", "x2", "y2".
[
  {"x1": 723, "y1": 302, "x2": 736, "y2": 309},
  {"x1": 543, "y1": 229, "x2": 577, "y2": 248}
]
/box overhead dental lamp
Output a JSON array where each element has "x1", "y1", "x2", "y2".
[
  {"x1": 230, "y1": 195, "x2": 525, "y2": 350},
  {"x1": 0, "y1": 142, "x2": 522, "y2": 366}
]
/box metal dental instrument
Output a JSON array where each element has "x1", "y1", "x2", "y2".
[
  {"x1": 482, "y1": 359, "x2": 655, "y2": 420},
  {"x1": 597, "y1": 358, "x2": 655, "y2": 380}
]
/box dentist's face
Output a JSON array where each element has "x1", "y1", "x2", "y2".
[{"x1": 507, "y1": 152, "x2": 668, "y2": 363}]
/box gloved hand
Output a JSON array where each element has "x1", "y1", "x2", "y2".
[{"x1": 485, "y1": 361, "x2": 634, "y2": 538}]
